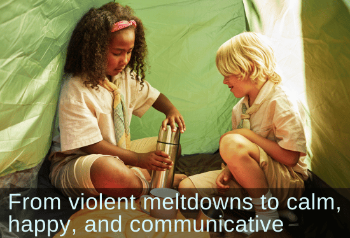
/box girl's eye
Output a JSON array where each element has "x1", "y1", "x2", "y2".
[{"x1": 113, "y1": 53, "x2": 121, "y2": 56}]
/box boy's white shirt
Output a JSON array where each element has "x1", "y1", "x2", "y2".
[
  {"x1": 232, "y1": 80, "x2": 308, "y2": 180},
  {"x1": 52, "y1": 68, "x2": 160, "y2": 155}
]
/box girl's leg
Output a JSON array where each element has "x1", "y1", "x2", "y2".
[{"x1": 90, "y1": 156, "x2": 146, "y2": 198}]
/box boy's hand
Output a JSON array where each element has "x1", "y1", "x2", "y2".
[
  {"x1": 137, "y1": 150, "x2": 173, "y2": 171},
  {"x1": 162, "y1": 108, "x2": 186, "y2": 133},
  {"x1": 216, "y1": 167, "x2": 233, "y2": 194}
]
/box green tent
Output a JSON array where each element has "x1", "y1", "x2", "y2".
[
  {"x1": 1, "y1": 0, "x2": 350, "y2": 190},
  {"x1": 0, "y1": 0, "x2": 245, "y2": 185},
  {"x1": 1, "y1": 0, "x2": 350, "y2": 236}
]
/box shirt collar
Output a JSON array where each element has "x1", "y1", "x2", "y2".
[{"x1": 242, "y1": 80, "x2": 276, "y2": 108}]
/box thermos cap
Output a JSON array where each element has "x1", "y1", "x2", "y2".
[{"x1": 157, "y1": 125, "x2": 180, "y2": 145}]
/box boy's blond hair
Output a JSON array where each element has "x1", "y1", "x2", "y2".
[{"x1": 216, "y1": 32, "x2": 281, "y2": 84}]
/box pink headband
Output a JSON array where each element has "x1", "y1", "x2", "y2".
[{"x1": 111, "y1": 20, "x2": 137, "y2": 32}]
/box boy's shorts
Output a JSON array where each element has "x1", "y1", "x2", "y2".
[
  {"x1": 49, "y1": 137, "x2": 158, "y2": 198},
  {"x1": 188, "y1": 145, "x2": 305, "y2": 209}
]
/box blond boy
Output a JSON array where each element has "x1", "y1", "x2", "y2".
[{"x1": 179, "y1": 32, "x2": 308, "y2": 234}]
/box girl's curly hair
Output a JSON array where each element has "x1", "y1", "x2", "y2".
[{"x1": 64, "y1": 2, "x2": 147, "y2": 88}]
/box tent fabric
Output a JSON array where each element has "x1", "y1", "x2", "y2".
[
  {"x1": 301, "y1": 0, "x2": 350, "y2": 189},
  {"x1": 128, "y1": 0, "x2": 245, "y2": 154},
  {"x1": 1, "y1": 0, "x2": 350, "y2": 237},
  {"x1": 243, "y1": 0, "x2": 350, "y2": 190},
  {"x1": 1, "y1": 0, "x2": 350, "y2": 190},
  {"x1": 0, "y1": 0, "x2": 245, "y2": 178},
  {"x1": 0, "y1": 0, "x2": 112, "y2": 177}
]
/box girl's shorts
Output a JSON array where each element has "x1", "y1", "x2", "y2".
[
  {"x1": 49, "y1": 137, "x2": 158, "y2": 198},
  {"x1": 188, "y1": 145, "x2": 305, "y2": 209}
]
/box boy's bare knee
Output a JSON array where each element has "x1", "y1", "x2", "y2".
[
  {"x1": 220, "y1": 134, "x2": 260, "y2": 168},
  {"x1": 220, "y1": 134, "x2": 247, "y2": 160},
  {"x1": 220, "y1": 134, "x2": 246, "y2": 150},
  {"x1": 178, "y1": 178, "x2": 198, "y2": 198},
  {"x1": 179, "y1": 177, "x2": 195, "y2": 189}
]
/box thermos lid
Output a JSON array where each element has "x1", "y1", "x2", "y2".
[{"x1": 157, "y1": 125, "x2": 180, "y2": 145}]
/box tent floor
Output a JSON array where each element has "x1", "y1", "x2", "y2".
[{"x1": 1, "y1": 154, "x2": 350, "y2": 237}]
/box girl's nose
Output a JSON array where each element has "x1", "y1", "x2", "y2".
[{"x1": 121, "y1": 53, "x2": 129, "y2": 65}]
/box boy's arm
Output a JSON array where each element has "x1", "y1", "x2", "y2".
[
  {"x1": 220, "y1": 128, "x2": 300, "y2": 167},
  {"x1": 152, "y1": 93, "x2": 186, "y2": 133}
]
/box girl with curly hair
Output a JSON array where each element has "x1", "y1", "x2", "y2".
[{"x1": 49, "y1": 2, "x2": 186, "y2": 199}]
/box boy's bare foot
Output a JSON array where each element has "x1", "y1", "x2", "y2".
[{"x1": 173, "y1": 174, "x2": 187, "y2": 188}]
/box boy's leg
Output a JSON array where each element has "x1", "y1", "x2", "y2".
[
  {"x1": 220, "y1": 133, "x2": 267, "y2": 198},
  {"x1": 178, "y1": 170, "x2": 223, "y2": 210},
  {"x1": 220, "y1": 133, "x2": 279, "y2": 234},
  {"x1": 178, "y1": 170, "x2": 223, "y2": 199},
  {"x1": 178, "y1": 169, "x2": 247, "y2": 209}
]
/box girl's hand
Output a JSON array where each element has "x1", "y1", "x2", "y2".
[
  {"x1": 162, "y1": 108, "x2": 186, "y2": 133},
  {"x1": 216, "y1": 167, "x2": 233, "y2": 194},
  {"x1": 152, "y1": 93, "x2": 186, "y2": 133},
  {"x1": 137, "y1": 150, "x2": 173, "y2": 171}
]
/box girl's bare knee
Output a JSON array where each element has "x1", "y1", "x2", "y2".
[{"x1": 90, "y1": 156, "x2": 135, "y2": 189}]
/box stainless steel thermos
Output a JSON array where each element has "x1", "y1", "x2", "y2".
[{"x1": 150, "y1": 125, "x2": 180, "y2": 189}]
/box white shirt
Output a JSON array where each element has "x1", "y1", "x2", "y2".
[
  {"x1": 232, "y1": 80, "x2": 308, "y2": 180},
  {"x1": 52, "y1": 68, "x2": 160, "y2": 155}
]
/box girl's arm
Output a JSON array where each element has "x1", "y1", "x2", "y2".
[
  {"x1": 81, "y1": 140, "x2": 173, "y2": 171},
  {"x1": 152, "y1": 93, "x2": 186, "y2": 133},
  {"x1": 220, "y1": 128, "x2": 300, "y2": 167}
]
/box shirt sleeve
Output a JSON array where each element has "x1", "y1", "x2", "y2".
[
  {"x1": 132, "y1": 80, "x2": 160, "y2": 117},
  {"x1": 273, "y1": 98, "x2": 307, "y2": 154},
  {"x1": 59, "y1": 98, "x2": 103, "y2": 152}
]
